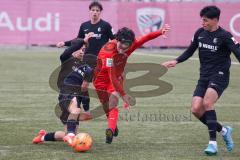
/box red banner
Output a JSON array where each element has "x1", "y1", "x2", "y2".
[{"x1": 0, "y1": 1, "x2": 239, "y2": 47}]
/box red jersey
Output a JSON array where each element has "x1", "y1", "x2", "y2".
[{"x1": 94, "y1": 30, "x2": 163, "y2": 97}]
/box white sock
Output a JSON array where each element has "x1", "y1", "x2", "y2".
[
  {"x1": 209, "y1": 141, "x2": 217, "y2": 147},
  {"x1": 41, "y1": 136, "x2": 45, "y2": 141},
  {"x1": 67, "y1": 133, "x2": 75, "y2": 136},
  {"x1": 221, "y1": 127, "x2": 227, "y2": 136}
]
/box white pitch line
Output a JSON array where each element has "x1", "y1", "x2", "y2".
[{"x1": 136, "y1": 52, "x2": 239, "y2": 65}]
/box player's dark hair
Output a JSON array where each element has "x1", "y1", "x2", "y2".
[
  {"x1": 200, "y1": 6, "x2": 220, "y2": 20},
  {"x1": 89, "y1": 1, "x2": 103, "y2": 11},
  {"x1": 115, "y1": 27, "x2": 135, "y2": 45}
]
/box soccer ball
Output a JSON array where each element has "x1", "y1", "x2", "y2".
[{"x1": 72, "y1": 133, "x2": 93, "y2": 152}]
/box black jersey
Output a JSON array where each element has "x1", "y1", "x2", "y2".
[
  {"x1": 58, "y1": 58, "x2": 93, "y2": 94},
  {"x1": 57, "y1": 41, "x2": 93, "y2": 94},
  {"x1": 77, "y1": 19, "x2": 114, "y2": 55},
  {"x1": 176, "y1": 27, "x2": 240, "y2": 77}
]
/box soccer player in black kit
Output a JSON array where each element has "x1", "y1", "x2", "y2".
[
  {"x1": 56, "y1": 1, "x2": 114, "y2": 116},
  {"x1": 162, "y1": 6, "x2": 240, "y2": 156},
  {"x1": 33, "y1": 35, "x2": 94, "y2": 146}
]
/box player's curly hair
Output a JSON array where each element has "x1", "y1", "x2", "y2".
[{"x1": 115, "y1": 27, "x2": 135, "y2": 45}]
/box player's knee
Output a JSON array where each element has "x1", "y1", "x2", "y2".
[
  {"x1": 109, "y1": 92, "x2": 120, "y2": 108},
  {"x1": 191, "y1": 105, "x2": 201, "y2": 116},
  {"x1": 191, "y1": 107, "x2": 198, "y2": 115},
  {"x1": 69, "y1": 107, "x2": 81, "y2": 115},
  {"x1": 109, "y1": 94, "x2": 119, "y2": 107},
  {"x1": 202, "y1": 100, "x2": 214, "y2": 110}
]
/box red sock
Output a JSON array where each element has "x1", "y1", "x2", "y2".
[{"x1": 108, "y1": 107, "x2": 119, "y2": 132}]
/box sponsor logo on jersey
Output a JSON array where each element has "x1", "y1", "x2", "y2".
[
  {"x1": 72, "y1": 66, "x2": 84, "y2": 77},
  {"x1": 106, "y1": 58, "x2": 113, "y2": 67},
  {"x1": 218, "y1": 71, "x2": 224, "y2": 75},
  {"x1": 213, "y1": 38, "x2": 218, "y2": 44},
  {"x1": 86, "y1": 33, "x2": 102, "y2": 39},
  {"x1": 98, "y1": 27, "x2": 101, "y2": 32},
  {"x1": 210, "y1": 82, "x2": 218, "y2": 86},
  {"x1": 136, "y1": 8, "x2": 165, "y2": 35},
  {"x1": 199, "y1": 42, "x2": 218, "y2": 51}
]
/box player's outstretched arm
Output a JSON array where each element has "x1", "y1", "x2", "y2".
[
  {"x1": 162, "y1": 31, "x2": 199, "y2": 68},
  {"x1": 56, "y1": 41, "x2": 65, "y2": 48},
  {"x1": 134, "y1": 24, "x2": 170, "y2": 48}
]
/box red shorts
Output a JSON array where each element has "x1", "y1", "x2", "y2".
[{"x1": 93, "y1": 74, "x2": 123, "y2": 104}]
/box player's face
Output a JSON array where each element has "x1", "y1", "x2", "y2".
[
  {"x1": 73, "y1": 45, "x2": 86, "y2": 59},
  {"x1": 90, "y1": 6, "x2": 101, "y2": 21},
  {"x1": 117, "y1": 42, "x2": 131, "y2": 54},
  {"x1": 201, "y1": 17, "x2": 218, "y2": 31}
]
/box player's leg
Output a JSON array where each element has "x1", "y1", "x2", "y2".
[
  {"x1": 95, "y1": 89, "x2": 115, "y2": 143},
  {"x1": 94, "y1": 79, "x2": 111, "y2": 117},
  {"x1": 63, "y1": 97, "x2": 81, "y2": 146},
  {"x1": 191, "y1": 79, "x2": 222, "y2": 155},
  {"x1": 105, "y1": 78, "x2": 124, "y2": 144},
  {"x1": 94, "y1": 77, "x2": 119, "y2": 143},
  {"x1": 81, "y1": 91, "x2": 90, "y2": 112},
  {"x1": 191, "y1": 96, "x2": 223, "y2": 132},
  {"x1": 202, "y1": 88, "x2": 219, "y2": 155},
  {"x1": 205, "y1": 77, "x2": 233, "y2": 152},
  {"x1": 94, "y1": 85, "x2": 118, "y2": 143},
  {"x1": 76, "y1": 95, "x2": 92, "y2": 121},
  {"x1": 32, "y1": 130, "x2": 66, "y2": 144},
  {"x1": 191, "y1": 96, "x2": 205, "y2": 118},
  {"x1": 32, "y1": 98, "x2": 68, "y2": 144},
  {"x1": 104, "y1": 92, "x2": 120, "y2": 144}
]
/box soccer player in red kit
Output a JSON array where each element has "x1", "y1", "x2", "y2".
[{"x1": 93, "y1": 24, "x2": 170, "y2": 143}]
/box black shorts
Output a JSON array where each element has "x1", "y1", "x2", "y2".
[
  {"x1": 57, "y1": 93, "x2": 83, "y2": 124},
  {"x1": 193, "y1": 72, "x2": 229, "y2": 98}
]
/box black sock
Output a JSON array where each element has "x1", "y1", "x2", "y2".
[
  {"x1": 205, "y1": 110, "x2": 218, "y2": 141},
  {"x1": 67, "y1": 119, "x2": 77, "y2": 134},
  {"x1": 82, "y1": 91, "x2": 90, "y2": 111},
  {"x1": 199, "y1": 112, "x2": 223, "y2": 132},
  {"x1": 44, "y1": 132, "x2": 56, "y2": 141}
]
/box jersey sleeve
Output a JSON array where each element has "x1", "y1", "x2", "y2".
[
  {"x1": 130, "y1": 30, "x2": 163, "y2": 52},
  {"x1": 64, "y1": 40, "x2": 72, "y2": 47},
  {"x1": 106, "y1": 23, "x2": 115, "y2": 40},
  {"x1": 60, "y1": 40, "x2": 85, "y2": 63},
  {"x1": 224, "y1": 32, "x2": 240, "y2": 62},
  {"x1": 64, "y1": 38, "x2": 80, "y2": 47},
  {"x1": 176, "y1": 28, "x2": 202, "y2": 63}
]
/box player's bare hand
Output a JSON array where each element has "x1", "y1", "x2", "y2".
[
  {"x1": 84, "y1": 32, "x2": 94, "y2": 43},
  {"x1": 122, "y1": 94, "x2": 136, "y2": 110},
  {"x1": 72, "y1": 50, "x2": 84, "y2": 59},
  {"x1": 56, "y1": 41, "x2": 65, "y2": 48},
  {"x1": 81, "y1": 81, "x2": 89, "y2": 92},
  {"x1": 161, "y1": 24, "x2": 171, "y2": 38},
  {"x1": 161, "y1": 60, "x2": 177, "y2": 68}
]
